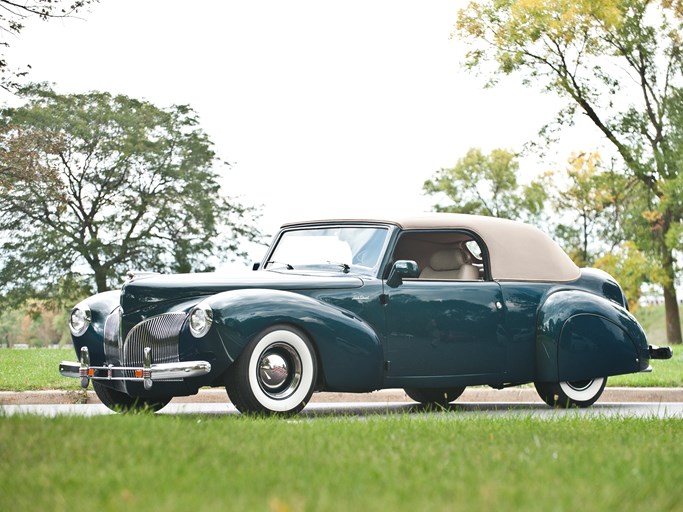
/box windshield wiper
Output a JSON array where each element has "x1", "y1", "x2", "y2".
[{"x1": 266, "y1": 261, "x2": 294, "y2": 270}]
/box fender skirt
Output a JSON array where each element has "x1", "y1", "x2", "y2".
[{"x1": 536, "y1": 290, "x2": 649, "y2": 383}]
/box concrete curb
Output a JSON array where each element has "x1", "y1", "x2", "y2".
[{"x1": 2, "y1": 387, "x2": 683, "y2": 405}]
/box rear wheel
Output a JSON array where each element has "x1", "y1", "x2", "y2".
[
  {"x1": 226, "y1": 326, "x2": 317, "y2": 415},
  {"x1": 404, "y1": 387, "x2": 466, "y2": 407},
  {"x1": 534, "y1": 377, "x2": 606, "y2": 408},
  {"x1": 93, "y1": 382, "x2": 172, "y2": 412}
]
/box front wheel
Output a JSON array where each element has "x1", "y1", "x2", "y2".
[
  {"x1": 93, "y1": 382, "x2": 172, "y2": 413},
  {"x1": 404, "y1": 387, "x2": 466, "y2": 407},
  {"x1": 534, "y1": 377, "x2": 607, "y2": 408},
  {"x1": 226, "y1": 326, "x2": 318, "y2": 415}
]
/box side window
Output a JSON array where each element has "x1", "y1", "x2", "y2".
[{"x1": 391, "y1": 231, "x2": 486, "y2": 281}]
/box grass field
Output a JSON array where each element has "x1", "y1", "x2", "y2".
[
  {"x1": 0, "y1": 347, "x2": 81, "y2": 391},
  {"x1": 0, "y1": 414, "x2": 681, "y2": 512}
]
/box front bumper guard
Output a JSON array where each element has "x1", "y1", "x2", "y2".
[{"x1": 60, "y1": 347, "x2": 211, "y2": 391}]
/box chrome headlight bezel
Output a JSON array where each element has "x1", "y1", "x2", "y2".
[
  {"x1": 69, "y1": 303, "x2": 92, "y2": 337},
  {"x1": 189, "y1": 301, "x2": 213, "y2": 338}
]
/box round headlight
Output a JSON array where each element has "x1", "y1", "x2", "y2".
[
  {"x1": 189, "y1": 301, "x2": 213, "y2": 338},
  {"x1": 69, "y1": 303, "x2": 91, "y2": 337}
]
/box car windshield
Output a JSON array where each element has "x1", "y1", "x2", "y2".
[{"x1": 265, "y1": 226, "x2": 389, "y2": 273}]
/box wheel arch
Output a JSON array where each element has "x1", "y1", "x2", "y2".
[
  {"x1": 207, "y1": 288, "x2": 384, "y2": 392},
  {"x1": 536, "y1": 289, "x2": 648, "y2": 383}
]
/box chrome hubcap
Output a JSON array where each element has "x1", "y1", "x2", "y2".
[
  {"x1": 256, "y1": 342, "x2": 302, "y2": 400},
  {"x1": 259, "y1": 353, "x2": 289, "y2": 390}
]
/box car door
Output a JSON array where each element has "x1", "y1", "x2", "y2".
[
  {"x1": 384, "y1": 280, "x2": 507, "y2": 378},
  {"x1": 382, "y1": 231, "x2": 507, "y2": 380}
]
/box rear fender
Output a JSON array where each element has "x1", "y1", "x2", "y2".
[
  {"x1": 206, "y1": 289, "x2": 383, "y2": 391},
  {"x1": 536, "y1": 290, "x2": 648, "y2": 382}
]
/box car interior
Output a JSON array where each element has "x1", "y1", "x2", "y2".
[{"x1": 389, "y1": 231, "x2": 486, "y2": 281}]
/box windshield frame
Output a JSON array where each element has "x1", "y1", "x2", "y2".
[{"x1": 262, "y1": 223, "x2": 393, "y2": 276}]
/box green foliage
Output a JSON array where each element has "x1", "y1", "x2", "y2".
[
  {"x1": 594, "y1": 242, "x2": 663, "y2": 311},
  {"x1": 550, "y1": 152, "x2": 652, "y2": 266},
  {"x1": 552, "y1": 152, "x2": 608, "y2": 265},
  {"x1": 1, "y1": 415, "x2": 682, "y2": 511},
  {"x1": 423, "y1": 148, "x2": 549, "y2": 222},
  {"x1": 0, "y1": 84, "x2": 262, "y2": 304}
]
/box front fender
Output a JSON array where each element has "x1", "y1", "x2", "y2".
[
  {"x1": 71, "y1": 290, "x2": 120, "y2": 364},
  {"x1": 206, "y1": 289, "x2": 383, "y2": 392},
  {"x1": 536, "y1": 290, "x2": 648, "y2": 382}
]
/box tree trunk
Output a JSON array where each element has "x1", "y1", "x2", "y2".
[
  {"x1": 662, "y1": 249, "x2": 682, "y2": 345},
  {"x1": 94, "y1": 270, "x2": 108, "y2": 294}
]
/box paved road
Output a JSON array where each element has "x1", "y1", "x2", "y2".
[{"x1": 3, "y1": 401, "x2": 683, "y2": 419}]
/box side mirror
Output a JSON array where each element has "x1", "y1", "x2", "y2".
[
  {"x1": 387, "y1": 260, "x2": 419, "y2": 288},
  {"x1": 252, "y1": 262, "x2": 261, "y2": 271}
]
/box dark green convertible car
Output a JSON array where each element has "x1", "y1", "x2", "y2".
[{"x1": 60, "y1": 214, "x2": 672, "y2": 414}]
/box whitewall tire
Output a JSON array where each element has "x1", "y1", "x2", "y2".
[
  {"x1": 534, "y1": 377, "x2": 607, "y2": 408},
  {"x1": 226, "y1": 326, "x2": 318, "y2": 415}
]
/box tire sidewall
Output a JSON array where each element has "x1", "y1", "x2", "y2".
[
  {"x1": 246, "y1": 326, "x2": 316, "y2": 413},
  {"x1": 559, "y1": 377, "x2": 606, "y2": 406}
]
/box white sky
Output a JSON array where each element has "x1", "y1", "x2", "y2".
[{"x1": 4, "y1": 0, "x2": 600, "y2": 264}]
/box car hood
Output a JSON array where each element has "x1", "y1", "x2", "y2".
[{"x1": 121, "y1": 269, "x2": 365, "y2": 314}]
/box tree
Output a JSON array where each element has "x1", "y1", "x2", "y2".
[
  {"x1": 0, "y1": 1, "x2": 97, "y2": 90},
  {"x1": 423, "y1": 147, "x2": 549, "y2": 222},
  {"x1": 551, "y1": 152, "x2": 637, "y2": 265},
  {"x1": 456, "y1": 0, "x2": 683, "y2": 343},
  {"x1": 594, "y1": 241, "x2": 662, "y2": 311},
  {"x1": 0, "y1": 84, "x2": 261, "y2": 304}
]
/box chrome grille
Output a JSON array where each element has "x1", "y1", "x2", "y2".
[
  {"x1": 103, "y1": 307, "x2": 122, "y2": 365},
  {"x1": 122, "y1": 313, "x2": 186, "y2": 369}
]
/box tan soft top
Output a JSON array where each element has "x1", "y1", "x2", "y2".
[{"x1": 282, "y1": 213, "x2": 581, "y2": 282}]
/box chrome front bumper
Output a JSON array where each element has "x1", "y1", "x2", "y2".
[{"x1": 60, "y1": 347, "x2": 211, "y2": 390}]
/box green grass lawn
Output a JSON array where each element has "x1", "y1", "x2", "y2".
[
  {"x1": 0, "y1": 414, "x2": 681, "y2": 512},
  {"x1": 0, "y1": 347, "x2": 81, "y2": 391}
]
